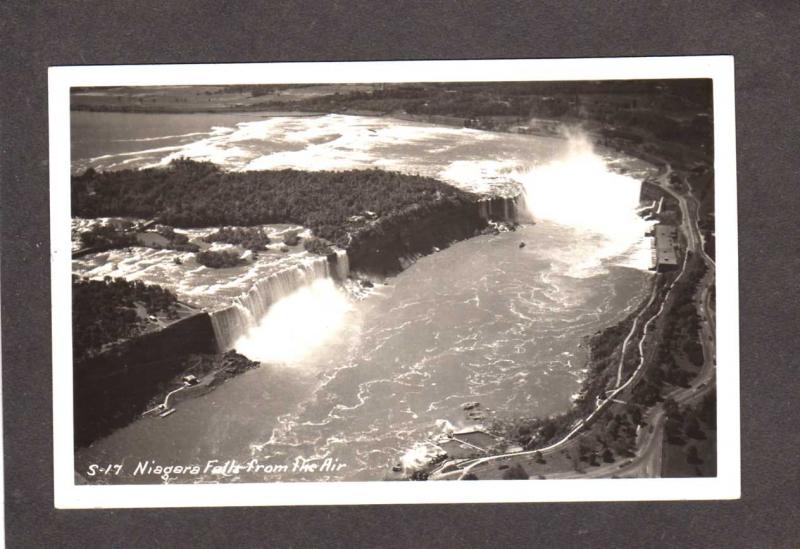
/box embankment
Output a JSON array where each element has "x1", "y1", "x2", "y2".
[
  {"x1": 210, "y1": 193, "x2": 524, "y2": 350},
  {"x1": 347, "y1": 194, "x2": 524, "y2": 276}
]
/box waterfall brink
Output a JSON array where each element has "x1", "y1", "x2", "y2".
[
  {"x1": 477, "y1": 190, "x2": 532, "y2": 224},
  {"x1": 210, "y1": 251, "x2": 350, "y2": 352},
  {"x1": 512, "y1": 130, "x2": 655, "y2": 274}
]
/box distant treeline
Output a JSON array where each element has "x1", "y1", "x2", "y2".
[
  {"x1": 72, "y1": 159, "x2": 478, "y2": 247},
  {"x1": 72, "y1": 80, "x2": 713, "y2": 125},
  {"x1": 241, "y1": 80, "x2": 712, "y2": 127}
]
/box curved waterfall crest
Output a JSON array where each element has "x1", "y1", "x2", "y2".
[
  {"x1": 210, "y1": 249, "x2": 350, "y2": 352},
  {"x1": 476, "y1": 188, "x2": 531, "y2": 224}
]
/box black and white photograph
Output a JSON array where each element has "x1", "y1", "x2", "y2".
[{"x1": 49, "y1": 58, "x2": 739, "y2": 507}]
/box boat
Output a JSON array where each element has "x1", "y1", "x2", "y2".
[{"x1": 159, "y1": 408, "x2": 177, "y2": 418}]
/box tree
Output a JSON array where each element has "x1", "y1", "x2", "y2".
[
  {"x1": 683, "y1": 410, "x2": 706, "y2": 440},
  {"x1": 686, "y1": 445, "x2": 703, "y2": 465},
  {"x1": 665, "y1": 416, "x2": 684, "y2": 444},
  {"x1": 283, "y1": 230, "x2": 301, "y2": 246},
  {"x1": 664, "y1": 397, "x2": 680, "y2": 418},
  {"x1": 502, "y1": 464, "x2": 529, "y2": 480}
]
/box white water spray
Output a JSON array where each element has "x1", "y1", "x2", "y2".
[
  {"x1": 233, "y1": 278, "x2": 352, "y2": 364},
  {"x1": 514, "y1": 131, "x2": 654, "y2": 275}
]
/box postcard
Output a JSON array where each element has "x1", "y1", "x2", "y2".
[{"x1": 50, "y1": 56, "x2": 739, "y2": 507}]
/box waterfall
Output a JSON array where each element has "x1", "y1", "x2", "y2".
[
  {"x1": 333, "y1": 248, "x2": 350, "y2": 282},
  {"x1": 210, "y1": 251, "x2": 350, "y2": 352},
  {"x1": 477, "y1": 190, "x2": 531, "y2": 224},
  {"x1": 512, "y1": 131, "x2": 654, "y2": 274}
]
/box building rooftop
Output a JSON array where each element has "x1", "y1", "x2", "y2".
[{"x1": 654, "y1": 224, "x2": 679, "y2": 268}]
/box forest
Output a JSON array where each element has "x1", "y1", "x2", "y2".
[
  {"x1": 203, "y1": 226, "x2": 271, "y2": 251},
  {"x1": 72, "y1": 276, "x2": 179, "y2": 360},
  {"x1": 195, "y1": 249, "x2": 246, "y2": 269},
  {"x1": 72, "y1": 159, "x2": 478, "y2": 248},
  {"x1": 78, "y1": 223, "x2": 138, "y2": 249}
]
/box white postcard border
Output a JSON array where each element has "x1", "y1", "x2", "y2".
[{"x1": 50, "y1": 56, "x2": 739, "y2": 508}]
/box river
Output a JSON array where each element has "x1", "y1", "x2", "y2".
[{"x1": 72, "y1": 110, "x2": 656, "y2": 483}]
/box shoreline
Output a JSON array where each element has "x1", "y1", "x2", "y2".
[
  {"x1": 423, "y1": 153, "x2": 714, "y2": 481},
  {"x1": 427, "y1": 259, "x2": 680, "y2": 481}
]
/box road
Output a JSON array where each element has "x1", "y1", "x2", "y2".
[
  {"x1": 598, "y1": 163, "x2": 717, "y2": 478},
  {"x1": 142, "y1": 385, "x2": 187, "y2": 416},
  {"x1": 430, "y1": 161, "x2": 717, "y2": 481}
]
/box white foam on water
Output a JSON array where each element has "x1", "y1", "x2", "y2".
[
  {"x1": 113, "y1": 131, "x2": 214, "y2": 143},
  {"x1": 233, "y1": 278, "x2": 352, "y2": 365}
]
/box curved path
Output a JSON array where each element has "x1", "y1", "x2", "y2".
[
  {"x1": 436, "y1": 246, "x2": 691, "y2": 480},
  {"x1": 432, "y1": 161, "x2": 717, "y2": 481},
  {"x1": 143, "y1": 385, "x2": 187, "y2": 416}
]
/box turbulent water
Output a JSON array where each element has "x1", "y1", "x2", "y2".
[
  {"x1": 71, "y1": 111, "x2": 568, "y2": 195},
  {"x1": 209, "y1": 250, "x2": 349, "y2": 352},
  {"x1": 72, "y1": 111, "x2": 657, "y2": 483}
]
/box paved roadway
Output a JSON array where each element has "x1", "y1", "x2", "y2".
[{"x1": 589, "y1": 163, "x2": 717, "y2": 478}]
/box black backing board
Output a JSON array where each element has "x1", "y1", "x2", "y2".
[{"x1": 2, "y1": 1, "x2": 799, "y2": 547}]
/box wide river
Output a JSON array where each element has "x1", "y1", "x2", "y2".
[{"x1": 72, "y1": 111, "x2": 655, "y2": 483}]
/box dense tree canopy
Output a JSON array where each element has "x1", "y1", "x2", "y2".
[
  {"x1": 195, "y1": 249, "x2": 246, "y2": 269},
  {"x1": 73, "y1": 277, "x2": 178, "y2": 360},
  {"x1": 72, "y1": 159, "x2": 477, "y2": 247},
  {"x1": 203, "y1": 226, "x2": 271, "y2": 251}
]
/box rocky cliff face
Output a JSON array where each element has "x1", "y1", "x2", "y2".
[
  {"x1": 73, "y1": 312, "x2": 218, "y2": 447},
  {"x1": 346, "y1": 198, "x2": 483, "y2": 276},
  {"x1": 347, "y1": 194, "x2": 525, "y2": 276}
]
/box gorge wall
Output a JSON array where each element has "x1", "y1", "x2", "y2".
[
  {"x1": 73, "y1": 312, "x2": 218, "y2": 447},
  {"x1": 347, "y1": 193, "x2": 525, "y2": 277},
  {"x1": 73, "y1": 192, "x2": 527, "y2": 446}
]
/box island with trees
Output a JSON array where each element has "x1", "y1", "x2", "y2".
[{"x1": 71, "y1": 158, "x2": 501, "y2": 275}]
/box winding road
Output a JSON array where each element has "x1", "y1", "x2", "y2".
[{"x1": 430, "y1": 161, "x2": 717, "y2": 481}]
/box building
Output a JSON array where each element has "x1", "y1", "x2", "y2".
[
  {"x1": 653, "y1": 224, "x2": 679, "y2": 272},
  {"x1": 433, "y1": 429, "x2": 500, "y2": 459},
  {"x1": 182, "y1": 374, "x2": 199, "y2": 386}
]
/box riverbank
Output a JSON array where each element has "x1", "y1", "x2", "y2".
[
  {"x1": 72, "y1": 161, "x2": 528, "y2": 448},
  {"x1": 425, "y1": 182, "x2": 714, "y2": 481},
  {"x1": 411, "y1": 115, "x2": 716, "y2": 480},
  {"x1": 142, "y1": 351, "x2": 260, "y2": 414},
  {"x1": 420, "y1": 270, "x2": 671, "y2": 480}
]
